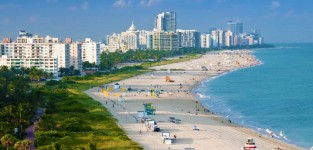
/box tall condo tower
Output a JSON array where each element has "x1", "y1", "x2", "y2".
[
  {"x1": 227, "y1": 21, "x2": 243, "y2": 35},
  {"x1": 154, "y1": 12, "x2": 177, "y2": 32}
]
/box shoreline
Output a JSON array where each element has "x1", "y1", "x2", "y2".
[{"x1": 85, "y1": 50, "x2": 303, "y2": 150}]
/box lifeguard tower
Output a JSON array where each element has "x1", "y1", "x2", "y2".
[{"x1": 143, "y1": 103, "x2": 156, "y2": 115}]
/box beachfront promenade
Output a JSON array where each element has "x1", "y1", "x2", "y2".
[{"x1": 85, "y1": 50, "x2": 303, "y2": 150}]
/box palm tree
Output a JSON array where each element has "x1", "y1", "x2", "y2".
[
  {"x1": 1, "y1": 134, "x2": 17, "y2": 150},
  {"x1": 59, "y1": 67, "x2": 66, "y2": 77},
  {"x1": 13, "y1": 141, "x2": 23, "y2": 150},
  {"x1": 14, "y1": 140, "x2": 32, "y2": 150},
  {"x1": 85, "y1": 142, "x2": 96, "y2": 150},
  {"x1": 52, "y1": 142, "x2": 64, "y2": 150},
  {"x1": 16, "y1": 103, "x2": 31, "y2": 138},
  {"x1": 22, "y1": 140, "x2": 31, "y2": 150},
  {"x1": 69, "y1": 66, "x2": 75, "y2": 76}
]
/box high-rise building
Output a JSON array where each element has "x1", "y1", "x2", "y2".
[
  {"x1": 152, "y1": 31, "x2": 178, "y2": 50},
  {"x1": 224, "y1": 31, "x2": 234, "y2": 47},
  {"x1": 121, "y1": 21, "x2": 139, "y2": 51},
  {"x1": 200, "y1": 34, "x2": 212, "y2": 48},
  {"x1": 138, "y1": 30, "x2": 152, "y2": 50},
  {"x1": 152, "y1": 12, "x2": 178, "y2": 50},
  {"x1": 82, "y1": 38, "x2": 100, "y2": 65},
  {"x1": 69, "y1": 42, "x2": 82, "y2": 70},
  {"x1": 0, "y1": 31, "x2": 69, "y2": 77},
  {"x1": 154, "y1": 12, "x2": 176, "y2": 32},
  {"x1": 227, "y1": 21, "x2": 243, "y2": 35},
  {"x1": 211, "y1": 29, "x2": 225, "y2": 48},
  {"x1": 105, "y1": 33, "x2": 122, "y2": 52},
  {"x1": 177, "y1": 29, "x2": 200, "y2": 48},
  {"x1": 53, "y1": 43, "x2": 70, "y2": 69}
]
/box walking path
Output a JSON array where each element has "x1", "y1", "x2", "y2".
[{"x1": 25, "y1": 108, "x2": 43, "y2": 150}]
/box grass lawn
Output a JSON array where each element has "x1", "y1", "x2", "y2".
[{"x1": 36, "y1": 54, "x2": 200, "y2": 149}]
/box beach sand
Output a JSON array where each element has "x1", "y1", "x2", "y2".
[{"x1": 85, "y1": 50, "x2": 303, "y2": 150}]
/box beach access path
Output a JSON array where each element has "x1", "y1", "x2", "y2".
[{"x1": 85, "y1": 50, "x2": 303, "y2": 150}]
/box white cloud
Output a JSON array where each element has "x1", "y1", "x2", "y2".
[
  {"x1": 81, "y1": 1, "x2": 88, "y2": 10},
  {"x1": 271, "y1": 1, "x2": 280, "y2": 9},
  {"x1": 140, "y1": 0, "x2": 161, "y2": 7},
  {"x1": 68, "y1": 1, "x2": 88, "y2": 11},
  {"x1": 113, "y1": 0, "x2": 130, "y2": 7}
]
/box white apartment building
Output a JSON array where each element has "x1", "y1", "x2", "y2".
[
  {"x1": 200, "y1": 34, "x2": 212, "y2": 48},
  {"x1": 138, "y1": 30, "x2": 151, "y2": 50},
  {"x1": 177, "y1": 29, "x2": 200, "y2": 48},
  {"x1": 152, "y1": 31, "x2": 179, "y2": 50},
  {"x1": 53, "y1": 43, "x2": 70, "y2": 69},
  {"x1": 69, "y1": 42, "x2": 82, "y2": 70},
  {"x1": 82, "y1": 38, "x2": 100, "y2": 65},
  {"x1": 224, "y1": 31, "x2": 234, "y2": 47},
  {"x1": 104, "y1": 33, "x2": 122, "y2": 52},
  {"x1": 154, "y1": 12, "x2": 176, "y2": 32},
  {"x1": 0, "y1": 31, "x2": 69, "y2": 77},
  {"x1": 211, "y1": 29, "x2": 225, "y2": 48},
  {"x1": 121, "y1": 22, "x2": 139, "y2": 50}
]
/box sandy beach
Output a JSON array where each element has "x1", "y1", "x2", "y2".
[{"x1": 85, "y1": 50, "x2": 303, "y2": 150}]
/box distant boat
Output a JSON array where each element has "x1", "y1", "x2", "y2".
[{"x1": 244, "y1": 138, "x2": 257, "y2": 150}]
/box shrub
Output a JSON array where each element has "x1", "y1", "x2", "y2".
[
  {"x1": 46, "y1": 80, "x2": 60, "y2": 86},
  {"x1": 35, "y1": 131, "x2": 67, "y2": 146}
]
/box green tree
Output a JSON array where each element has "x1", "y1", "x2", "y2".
[
  {"x1": 15, "y1": 103, "x2": 32, "y2": 138},
  {"x1": 21, "y1": 139, "x2": 31, "y2": 150},
  {"x1": 69, "y1": 66, "x2": 75, "y2": 76},
  {"x1": 13, "y1": 139, "x2": 32, "y2": 150},
  {"x1": 1, "y1": 134, "x2": 17, "y2": 150},
  {"x1": 85, "y1": 142, "x2": 96, "y2": 150},
  {"x1": 58, "y1": 67, "x2": 66, "y2": 77},
  {"x1": 13, "y1": 141, "x2": 23, "y2": 150},
  {"x1": 52, "y1": 142, "x2": 64, "y2": 150}
]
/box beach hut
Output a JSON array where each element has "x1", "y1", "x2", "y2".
[
  {"x1": 114, "y1": 83, "x2": 120, "y2": 89},
  {"x1": 161, "y1": 132, "x2": 171, "y2": 144},
  {"x1": 143, "y1": 103, "x2": 156, "y2": 115}
]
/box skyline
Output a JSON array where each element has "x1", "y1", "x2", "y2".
[{"x1": 0, "y1": 0, "x2": 313, "y2": 43}]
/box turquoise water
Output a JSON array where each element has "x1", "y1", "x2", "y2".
[{"x1": 193, "y1": 43, "x2": 313, "y2": 148}]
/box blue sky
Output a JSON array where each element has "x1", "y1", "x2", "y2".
[{"x1": 0, "y1": 0, "x2": 312, "y2": 43}]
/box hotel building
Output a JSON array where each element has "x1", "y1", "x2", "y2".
[
  {"x1": 227, "y1": 21, "x2": 243, "y2": 35},
  {"x1": 0, "y1": 31, "x2": 69, "y2": 77},
  {"x1": 177, "y1": 29, "x2": 200, "y2": 48},
  {"x1": 82, "y1": 38, "x2": 100, "y2": 65}
]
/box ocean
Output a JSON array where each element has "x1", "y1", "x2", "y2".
[{"x1": 193, "y1": 43, "x2": 313, "y2": 149}]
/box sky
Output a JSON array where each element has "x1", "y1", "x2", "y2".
[{"x1": 0, "y1": 0, "x2": 313, "y2": 43}]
